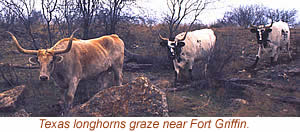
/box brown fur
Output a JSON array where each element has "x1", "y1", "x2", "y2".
[{"x1": 36, "y1": 34, "x2": 124, "y2": 115}]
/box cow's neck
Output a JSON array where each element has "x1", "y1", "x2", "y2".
[{"x1": 261, "y1": 40, "x2": 271, "y2": 48}]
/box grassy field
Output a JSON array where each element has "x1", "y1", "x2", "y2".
[{"x1": 0, "y1": 27, "x2": 299, "y2": 116}]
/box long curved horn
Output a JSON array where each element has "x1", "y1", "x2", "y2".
[
  {"x1": 53, "y1": 29, "x2": 79, "y2": 55},
  {"x1": 178, "y1": 31, "x2": 188, "y2": 41},
  {"x1": 265, "y1": 19, "x2": 273, "y2": 28},
  {"x1": 159, "y1": 33, "x2": 169, "y2": 41},
  {"x1": 6, "y1": 31, "x2": 38, "y2": 55},
  {"x1": 250, "y1": 24, "x2": 257, "y2": 28}
]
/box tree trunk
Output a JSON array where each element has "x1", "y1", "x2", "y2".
[
  {"x1": 82, "y1": 18, "x2": 90, "y2": 39},
  {"x1": 26, "y1": 25, "x2": 39, "y2": 49},
  {"x1": 47, "y1": 21, "x2": 52, "y2": 47}
]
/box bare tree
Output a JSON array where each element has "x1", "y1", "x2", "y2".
[
  {"x1": 76, "y1": 0, "x2": 100, "y2": 39},
  {"x1": 0, "y1": 8, "x2": 17, "y2": 30},
  {"x1": 267, "y1": 9, "x2": 298, "y2": 25},
  {"x1": 0, "y1": 0, "x2": 39, "y2": 49},
  {"x1": 219, "y1": 5, "x2": 298, "y2": 27},
  {"x1": 57, "y1": 0, "x2": 78, "y2": 36},
  {"x1": 102, "y1": 0, "x2": 136, "y2": 34},
  {"x1": 218, "y1": 5, "x2": 268, "y2": 28},
  {"x1": 164, "y1": 0, "x2": 217, "y2": 38},
  {"x1": 42, "y1": 0, "x2": 58, "y2": 47}
]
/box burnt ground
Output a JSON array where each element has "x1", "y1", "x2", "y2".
[{"x1": 0, "y1": 27, "x2": 299, "y2": 116}]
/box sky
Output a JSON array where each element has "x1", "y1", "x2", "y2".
[{"x1": 135, "y1": 0, "x2": 300, "y2": 25}]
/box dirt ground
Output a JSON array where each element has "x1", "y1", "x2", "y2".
[
  {"x1": 0, "y1": 27, "x2": 299, "y2": 117},
  {"x1": 122, "y1": 27, "x2": 300, "y2": 117}
]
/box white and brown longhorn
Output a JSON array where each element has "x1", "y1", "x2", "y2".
[
  {"x1": 250, "y1": 20, "x2": 292, "y2": 66},
  {"x1": 159, "y1": 29, "x2": 216, "y2": 85},
  {"x1": 7, "y1": 30, "x2": 125, "y2": 115}
]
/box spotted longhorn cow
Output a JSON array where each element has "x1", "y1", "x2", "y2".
[
  {"x1": 7, "y1": 30, "x2": 124, "y2": 115},
  {"x1": 159, "y1": 29, "x2": 216, "y2": 84},
  {"x1": 250, "y1": 20, "x2": 292, "y2": 66}
]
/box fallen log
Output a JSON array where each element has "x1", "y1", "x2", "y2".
[
  {"x1": 124, "y1": 48, "x2": 171, "y2": 68},
  {"x1": 286, "y1": 68, "x2": 300, "y2": 76},
  {"x1": 270, "y1": 96, "x2": 300, "y2": 105},
  {"x1": 0, "y1": 63, "x2": 39, "y2": 69},
  {"x1": 123, "y1": 63, "x2": 153, "y2": 71}
]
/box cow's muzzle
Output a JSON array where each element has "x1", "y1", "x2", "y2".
[
  {"x1": 39, "y1": 75, "x2": 49, "y2": 81},
  {"x1": 257, "y1": 40, "x2": 263, "y2": 44}
]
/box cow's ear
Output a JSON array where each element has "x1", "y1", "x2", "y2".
[
  {"x1": 29, "y1": 57, "x2": 38, "y2": 64},
  {"x1": 178, "y1": 42, "x2": 185, "y2": 47},
  {"x1": 160, "y1": 40, "x2": 168, "y2": 47},
  {"x1": 250, "y1": 29, "x2": 257, "y2": 33},
  {"x1": 266, "y1": 29, "x2": 272, "y2": 33},
  {"x1": 54, "y1": 55, "x2": 64, "y2": 63}
]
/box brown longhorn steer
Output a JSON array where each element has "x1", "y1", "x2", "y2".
[{"x1": 7, "y1": 30, "x2": 124, "y2": 115}]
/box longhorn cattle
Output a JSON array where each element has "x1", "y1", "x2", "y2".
[
  {"x1": 7, "y1": 30, "x2": 124, "y2": 115},
  {"x1": 159, "y1": 29, "x2": 216, "y2": 84},
  {"x1": 250, "y1": 20, "x2": 292, "y2": 66}
]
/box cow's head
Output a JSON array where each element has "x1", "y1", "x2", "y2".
[
  {"x1": 7, "y1": 29, "x2": 78, "y2": 81},
  {"x1": 159, "y1": 32, "x2": 188, "y2": 62},
  {"x1": 250, "y1": 21, "x2": 273, "y2": 47}
]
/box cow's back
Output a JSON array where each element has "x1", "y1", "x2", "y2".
[
  {"x1": 269, "y1": 21, "x2": 290, "y2": 45},
  {"x1": 52, "y1": 35, "x2": 124, "y2": 79},
  {"x1": 53, "y1": 35, "x2": 124, "y2": 60},
  {"x1": 177, "y1": 29, "x2": 215, "y2": 59},
  {"x1": 191, "y1": 29, "x2": 216, "y2": 51},
  {"x1": 93, "y1": 34, "x2": 125, "y2": 59}
]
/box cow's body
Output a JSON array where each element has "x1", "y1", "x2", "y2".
[
  {"x1": 251, "y1": 21, "x2": 292, "y2": 66},
  {"x1": 52, "y1": 35, "x2": 124, "y2": 113},
  {"x1": 173, "y1": 29, "x2": 216, "y2": 78},
  {"x1": 7, "y1": 31, "x2": 124, "y2": 115},
  {"x1": 160, "y1": 29, "x2": 216, "y2": 83},
  {"x1": 268, "y1": 21, "x2": 291, "y2": 61}
]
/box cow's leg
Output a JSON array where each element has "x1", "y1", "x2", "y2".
[
  {"x1": 64, "y1": 77, "x2": 80, "y2": 116},
  {"x1": 287, "y1": 41, "x2": 292, "y2": 61},
  {"x1": 112, "y1": 64, "x2": 123, "y2": 86},
  {"x1": 275, "y1": 46, "x2": 281, "y2": 62},
  {"x1": 174, "y1": 66, "x2": 180, "y2": 86},
  {"x1": 252, "y1": 46, "x2": 262, "y2": 67},
  {"x1": 271, "y1": 46, "x2": 279, "y2": 65},
  {"x1": 52, "y1": 75, "x2": 69, "y2": 115},
  {"x1": 188, "y1": 60, "x2": 193, "y2": 81},
  {"x1": 205, "y1": 56, "x2": 211, "y2": 79},
  {"x1": 189, "y1": 69, "x2": 193, "y2": 81},
  {"x1": 96, "y1": 71, "x2": 110, "y2": 90}
]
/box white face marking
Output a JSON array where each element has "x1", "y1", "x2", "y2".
[
  {"x1": 257, "y1": 29, "x2": 264, "y2": 41},
  {"x1": 167, "y1": 41, "x2": 176, "y2": 56},
  {"x1": 170, "y1": 48, "x2": 175, "y2": 55},
  {"x1": 167, "y1": 41, "x2": 176, "y2": 47}
]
